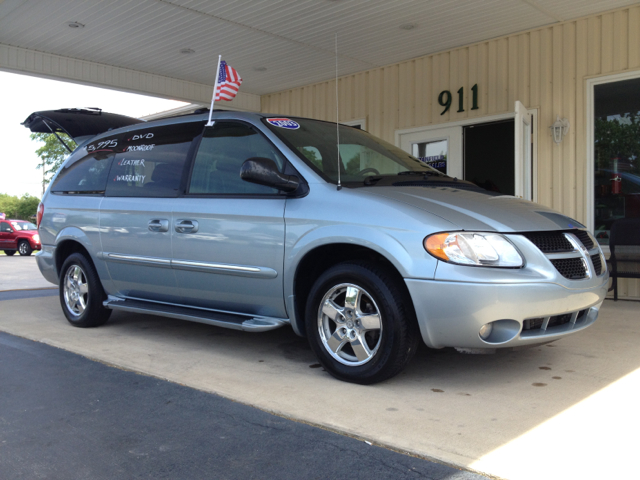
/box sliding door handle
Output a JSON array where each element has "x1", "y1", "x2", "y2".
[
  {"x1": 148, "y1": 219, "x2": 169, "y2": 232},
  {"x1": 175, "y1": 219, "x2": 199, "y2": 234}
]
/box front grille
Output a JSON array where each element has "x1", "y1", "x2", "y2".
[
  {"x1": 547, "y1": 313, "x2": 572, "y2": 328},
  {"x1": 523, "y1": 317, "x2": 544, "y2": 330},
  {"x1": 523, "y1": 232, "x2": 574, "y2": 253},
  {"x1": 574, "y1": 230, "x2": 594, "y2": 250},
  {"x1": 522, "y1": 309, "x2": 588, "y2": 332},
  {"x1": 550, "y1": 258, "x2": 588, "y2": 279},
  {"x1": 591, "y1": 254, "x2": 603, "y2": 276}
]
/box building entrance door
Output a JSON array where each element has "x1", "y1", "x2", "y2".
[{"x1": 398, "y1": 101, "x2": 535, "y2": 200}]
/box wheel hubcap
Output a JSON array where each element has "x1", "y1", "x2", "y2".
[
  {"x1": 63, "y1": 265, "x2": 89, "y2": 317},
  {"x1": 317, "y1": 283, "x2": 382, "y2": 366},
  {"x1": 19, "y1": 243, "x2": 27, "y2": 254}
]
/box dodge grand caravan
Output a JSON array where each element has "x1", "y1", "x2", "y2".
[{"x1": 25, "y1": 108, "x2": 608, "y2": 384}]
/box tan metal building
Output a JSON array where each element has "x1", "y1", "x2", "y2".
[{"x1": 262, "y1": 5, "x2": 640, "y2": 299}]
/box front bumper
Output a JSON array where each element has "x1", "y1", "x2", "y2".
[{"x1": 405, "y1": 276, "x2": 608, "y2": 349}]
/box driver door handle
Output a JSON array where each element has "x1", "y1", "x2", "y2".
[{"x1": 175, "y1": 219, "x2": 199, "y2": 234}]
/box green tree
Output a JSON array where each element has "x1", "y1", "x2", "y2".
[
  {"x1": 0, "y1": 193, "x2": 40, "y2": 220},
  {"x1": 594, "y1": 113, "x2": 640, "y2": 174},
  {"x1": 30, "y1": 132, "x2": 76, "y2": 194}
]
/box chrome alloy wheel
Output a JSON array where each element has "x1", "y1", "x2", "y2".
[
  {"x1": 317, "y1": 283, "x2": 383, "y2": 366},
  {"x1": 63, "y1": 265, "x2": 89, "y2": 317},
  {"x1": 18, "y1": 242, "x2": 29, "y2": 255}
]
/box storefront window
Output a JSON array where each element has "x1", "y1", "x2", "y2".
[{"x1": 594, "y1": 77, "x2": 640, "y2": 245}]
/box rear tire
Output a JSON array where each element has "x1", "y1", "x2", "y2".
[
  {"x1": 59, "y1": 253, "x2": 111, "y2": 328},
  {"x1": 18, "y1": 240, "x2": 32, "y2": 256},
  {"x1": 4, "y1": 250, "x2": 16, "y2": 256},
  {"x1": 305, "y1": 261, "x2": 419, "y2": 385}
]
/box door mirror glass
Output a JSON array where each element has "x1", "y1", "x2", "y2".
[{"x1": 240, "y1": 157, "x2": 299, "y2": 193}]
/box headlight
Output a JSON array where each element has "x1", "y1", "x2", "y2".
[
  {"x1": 32, "y1": 234, "x2": 41, "y2": 243},
  {"x1": 424, "y1": 232, "x2": 523, "y2": 267}
]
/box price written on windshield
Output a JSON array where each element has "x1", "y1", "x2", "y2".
[{"x1": 438, "y1": 84, "x2": 479, "y2": 115}]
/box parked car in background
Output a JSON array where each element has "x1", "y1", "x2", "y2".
[
  {"x1": 26, "y1": 108, "x2": 609, "y2": 384},
  {"x1": 0, "y1": 219, "x2": 41, "y2": 256}
]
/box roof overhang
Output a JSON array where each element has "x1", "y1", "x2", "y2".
[{"x1": 1, "y1": 1, "x2": 638, "y2": 102}]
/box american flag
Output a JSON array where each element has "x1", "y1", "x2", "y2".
[{"x1": 215, "y1": 61, "x2": 242, "y2": 101}]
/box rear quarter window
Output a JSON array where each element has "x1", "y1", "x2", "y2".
[
  {"x1": 51, "y1": 152, "x2": 116, "y2": 194},
  {"x1": 51, "y1": 133, "x2": 122, "y2": 194}
]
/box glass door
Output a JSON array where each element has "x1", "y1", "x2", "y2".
[
  {"x1": 592, "y1": 76, "x2": 640, "y2": 245},
  {"x1": 399, "y1": 125, "x2": 463, "y2": 178}
]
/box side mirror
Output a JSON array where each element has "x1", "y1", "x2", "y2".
[{"x1": 240, "y1": 157, "x2": 300, "y2": 193}]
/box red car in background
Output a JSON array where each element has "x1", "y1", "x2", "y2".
[{"x1": 0, "y1": 219, "x2": 41, "y2": 256}]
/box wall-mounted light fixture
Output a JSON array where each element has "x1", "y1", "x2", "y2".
[{"x1": 550, "y1": 115, "x2": 570, "y2": 144}]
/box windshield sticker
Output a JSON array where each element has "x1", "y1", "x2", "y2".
[
  {"x1": 129, "y1": 132, "x2": 154, "y2": 141},
  {"x1": 266, "y1": 118, "x2": 300, "y2": 129},
  {"x1": 126, "y1": 144, "x2": 155, "y2": 152}
]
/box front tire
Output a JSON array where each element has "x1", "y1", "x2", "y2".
[
  {"x1": 4, "y1": 250, "x2": 16, "y2": 256},
  {"x1": 305, "y1": 261, "x2": 419, "y2": 385},
  {"x1": 18, "y1": 240, "x2": 32, "y2": 256},
  {"x1": 59, "y1": 253, "x2": 111, "y2": 328}
]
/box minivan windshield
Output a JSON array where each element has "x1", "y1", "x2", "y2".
[{"x1": 263, "y1": 117, "x2": 443, "y2": 184}]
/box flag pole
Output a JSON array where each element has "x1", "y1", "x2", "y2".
[{"x1": 206, "y1": 55, "x2": 222, "y2": 127}]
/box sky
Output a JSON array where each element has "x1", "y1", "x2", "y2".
[{"x1": 0, "y1": 71, "x2": 188, "y2": 199}]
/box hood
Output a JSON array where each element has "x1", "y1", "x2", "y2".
[
  {"x1": 363, "y1": 186, "x2": 584, "y2": 232},
  {"x1": 22, "y1": 108, "x2": 144, "y2": 142}
]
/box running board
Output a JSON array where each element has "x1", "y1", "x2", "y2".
[{"x1": 103, "y1": 298, "x2": 288, "y2": 332}]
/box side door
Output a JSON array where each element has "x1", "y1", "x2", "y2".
[
  {"x1": 99, "y1": 122, "x2": 203, "y2": 303},
  {"x1": 172, "y1": 121, "x2": 288, "y2": 319},
  {"x1": 0, "y1": 221, "x2": 14, "y2": 249}
]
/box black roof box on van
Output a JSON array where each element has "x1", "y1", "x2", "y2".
[{"x1": 22, "y1": 108, "x2": 144, "y2": 141}]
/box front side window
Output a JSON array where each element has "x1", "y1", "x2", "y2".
[
  {"x1": 594, "y1": 77, "x2": 640, "y2": 245},
  {"x1": 0, "y1": 222, "x2": 12, "y2": 233},
  {"x1": 188, "y1": 122, "x2": 286, "y2": 195},
  {"x1": 263, "y1": 117, "x2": 441, "y2": 184},
  {"x1": 106, "y1": 122, "x2": 202, "y2": 197}
]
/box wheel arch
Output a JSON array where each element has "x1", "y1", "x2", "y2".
[
  {"x1": 53, "y1": 227, "x2": 98, "y2": 280},
  {"x1": 290, "y1": 242, "x2": 418, "y2": 338}
]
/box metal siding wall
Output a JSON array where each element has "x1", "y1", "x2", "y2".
[{"x1": 260, "y1": 5, "x2": 640, "y2": 299}]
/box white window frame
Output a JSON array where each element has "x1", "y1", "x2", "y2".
[
  {"x1": 586, "y1": 70, "x2": 640, "y2": 236},
  {"x1": 341, "y1": 118, "x2": 367, "y2": 130},
  {"x1": 396, "y1": 108, "x2": 539, "y2": 202}
]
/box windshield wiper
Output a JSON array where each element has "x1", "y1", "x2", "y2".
[{"x1": 397, "y1": 170, "x2": 445, "y2": 178}]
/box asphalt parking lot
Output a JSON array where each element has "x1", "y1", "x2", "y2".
[
  {"x1": 1, "y1": 255, "x2": 640, "y2": 479},
  {"x1": 0, "y1": 330, "x2": 482, "y2": 480}
]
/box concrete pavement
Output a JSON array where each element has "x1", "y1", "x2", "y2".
[
  {"x1": 1, "y1": 292, "x2": 639, "y2": 479},
  {"x1": 2, "y1": 255, "x2": 640, "y2": 479}
]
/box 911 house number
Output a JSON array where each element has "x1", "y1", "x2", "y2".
[{"x1": 438, "y1": 84, "x2": 479, "y2": 115}]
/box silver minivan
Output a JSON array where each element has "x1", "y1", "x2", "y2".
[{"x1": 25, "y1": 108, "x2": 609, "y2": 384}]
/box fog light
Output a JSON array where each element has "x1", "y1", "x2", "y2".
[{"x1": 479, "y1": 323, "x2": 493, "y2": 340}]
